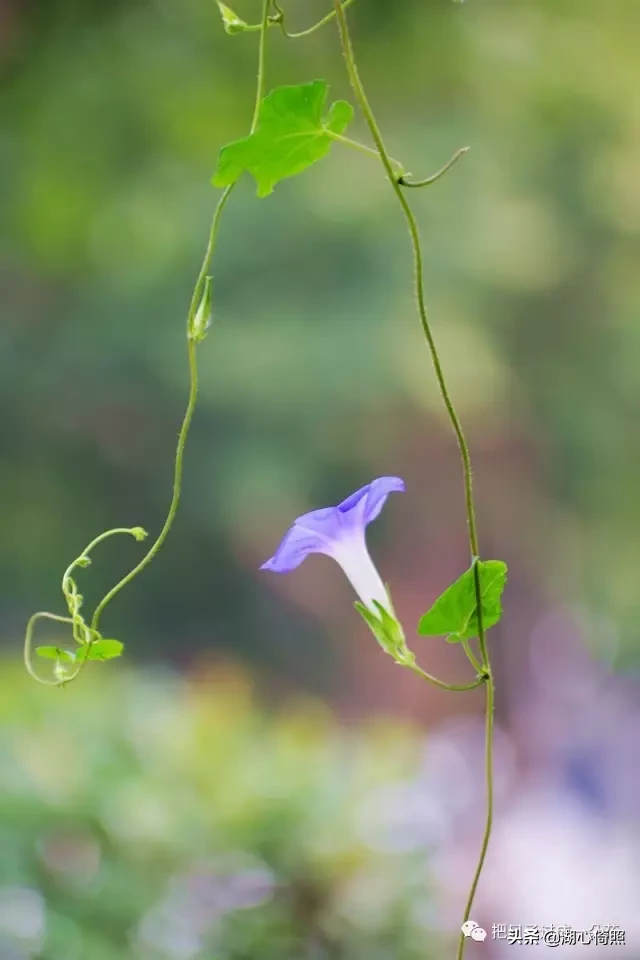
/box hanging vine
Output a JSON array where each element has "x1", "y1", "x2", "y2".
[{"x1": 23, "y1": 4, "x2": 505, "y2": 955}]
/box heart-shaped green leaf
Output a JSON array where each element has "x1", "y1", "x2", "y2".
[
  {"x1": 76, "y1": 639, "x2": 124, "y2": 662},
  {"x1": 417, "y1": 560, "x2": 507, "y2": 641},
  {"x1": 36, "y1": 646, "x2": 76, "y2": 662},
  {"x1": 212, "y1": 81, "x2": 354, "y2": 197}
]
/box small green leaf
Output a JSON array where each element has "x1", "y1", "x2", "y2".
[
  {"x1": 216, "y1": 2, "x2": 248, "y2": 34},
  {"x1": 212, "y1": 81, "x2": 354, "y2": 197},
  {"x1": 417, "y1": 560, "x2": 507, "y2": 641},
  {"x1": 36, "y1": 646, "x2": 76, "y2": 662},
  {"x1": 76, "y1": 639, "x2": 124, "y2": 662}
]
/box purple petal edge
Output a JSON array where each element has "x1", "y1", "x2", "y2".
[
  {"x1": 260, "y1": 476, "x2": 405, "y2": 573},
  {"x1": 338, "y1": 476, "x2": 405, "y2": 526}
]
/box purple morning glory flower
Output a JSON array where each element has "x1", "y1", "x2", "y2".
[{"x1": 261, "y1": 477, "x2": 405, "y2": 613}]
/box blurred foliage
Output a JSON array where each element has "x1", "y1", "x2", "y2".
[
  {"x1": 1, "y1": 0, "x2": 640, "y2": 673},
  {"x1": 0, "y1": 661, "x2": 446, "y2": 959}
]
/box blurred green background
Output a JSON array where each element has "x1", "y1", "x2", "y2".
[{"x1": 2, "y1": 0, "x2": 640, "y2": 956}]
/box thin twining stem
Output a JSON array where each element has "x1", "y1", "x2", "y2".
[
  {"x1": 234, "y1": 0, "x2": 355, "y2": 37},
  {"x1": 23, "y1": 1, "x2": 274, "y2": 687},
  {"x1": 90, "y1": 0, "x2": 272, "y2": 639},
  {"x1": 100, "y1": 359, "x2": 195, "y2": 612},
  {"x1": 270, "y1": 0, "x2": 356, "y2": 39},
  {"x1": 250, "y1": 2, "x2": 272, "y2": 132},
  {"x1": 330, "y1": 1, "x2": 485, "y2": 589},
  {"x1": 331, "y1": 5, "x2": 493, "y2": 957},
  {"x1": 89, "y1": 213, "x2": 210, "y2": 637},
  {"x1": 61, "y1": 527, "x2": 146, "y2": 596},
  {"x1": 23, "y1": 527, "x2": 145, "y2": 685},
  {"x1": 408, "y1": 662, "x2": 487, "y2": 694},
  {"x1": 23, "y1": 612, "x2": 76, "y2": 686},
  {"x1": 457, "y1": 675, "x2": 494, "y2": 960},
  {"x1": 330, "y1": 0, "x2": 490, "y2": 683}
]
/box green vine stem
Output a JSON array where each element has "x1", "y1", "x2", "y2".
[
  {"x1": 330, "y1": 3, "x2": 494, "y2": 956},
  {"x1": 24, "y1": 612, "x2": 76, "y2": 686},
  {"x1": 24, "y1": 526, "x2": 147, "y2": 686},
  {"x1": 24, "y1": 6, "x2": 498, "y2": 949},
  {"x1": 89, "y1": 321, "x2": 200, "y2": 637},
  {"x1": 271, "y1": 0, "x2": 355, "y2": 39},
  {"x1": 22, "y1": 0, "x2": 273, "y2": 687},
  {"x1": 92, "y1": 0, "x2": 274, "y2": 631},
  {"x1": 408, "y1": 662, "x2": 487, "y2": 694},
  {"x1": 225, "y1": 0, "x2": 355, "y2": 38}
]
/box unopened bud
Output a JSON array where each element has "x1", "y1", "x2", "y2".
[
  {"x1": 355, "y1": 594, "x2": 414, "y2": 667},
  {"x1": 190, "y1": 276, "x2": 213, "y2": 343},
  {"x1": 216, "y1": 2, "x2": 248, "y2": 35}
]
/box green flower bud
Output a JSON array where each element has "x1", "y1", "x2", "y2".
[
  {"x1": 355, "y1": 592, "x2": 414, "y2": 667},
  {"x1": 216, "y1": 2, "x2": 249, "y2": 35},
  {"x1": 190, "y1": 276, "x2": 213, "y2": 344}
]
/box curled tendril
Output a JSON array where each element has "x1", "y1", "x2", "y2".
[
  {"x1": 397, "y1": 145, "x2": 470, "y2": 188},
  {"x1": 23, "y1": 527, "x2": 147, "y2": 687},
  {"x1": 323, "y1": 131, "x2": 468, "y2": 191},
  {"x1": 232, "y1": 0, "x2": 356, "y2": 39},
  {"x1": 24, "y1": 0, "x2": 274, "y2": 689}
]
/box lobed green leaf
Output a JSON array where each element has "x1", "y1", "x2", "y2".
[{"x1": 212, "y1": 81, "x2": 354, "y2": 197}]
